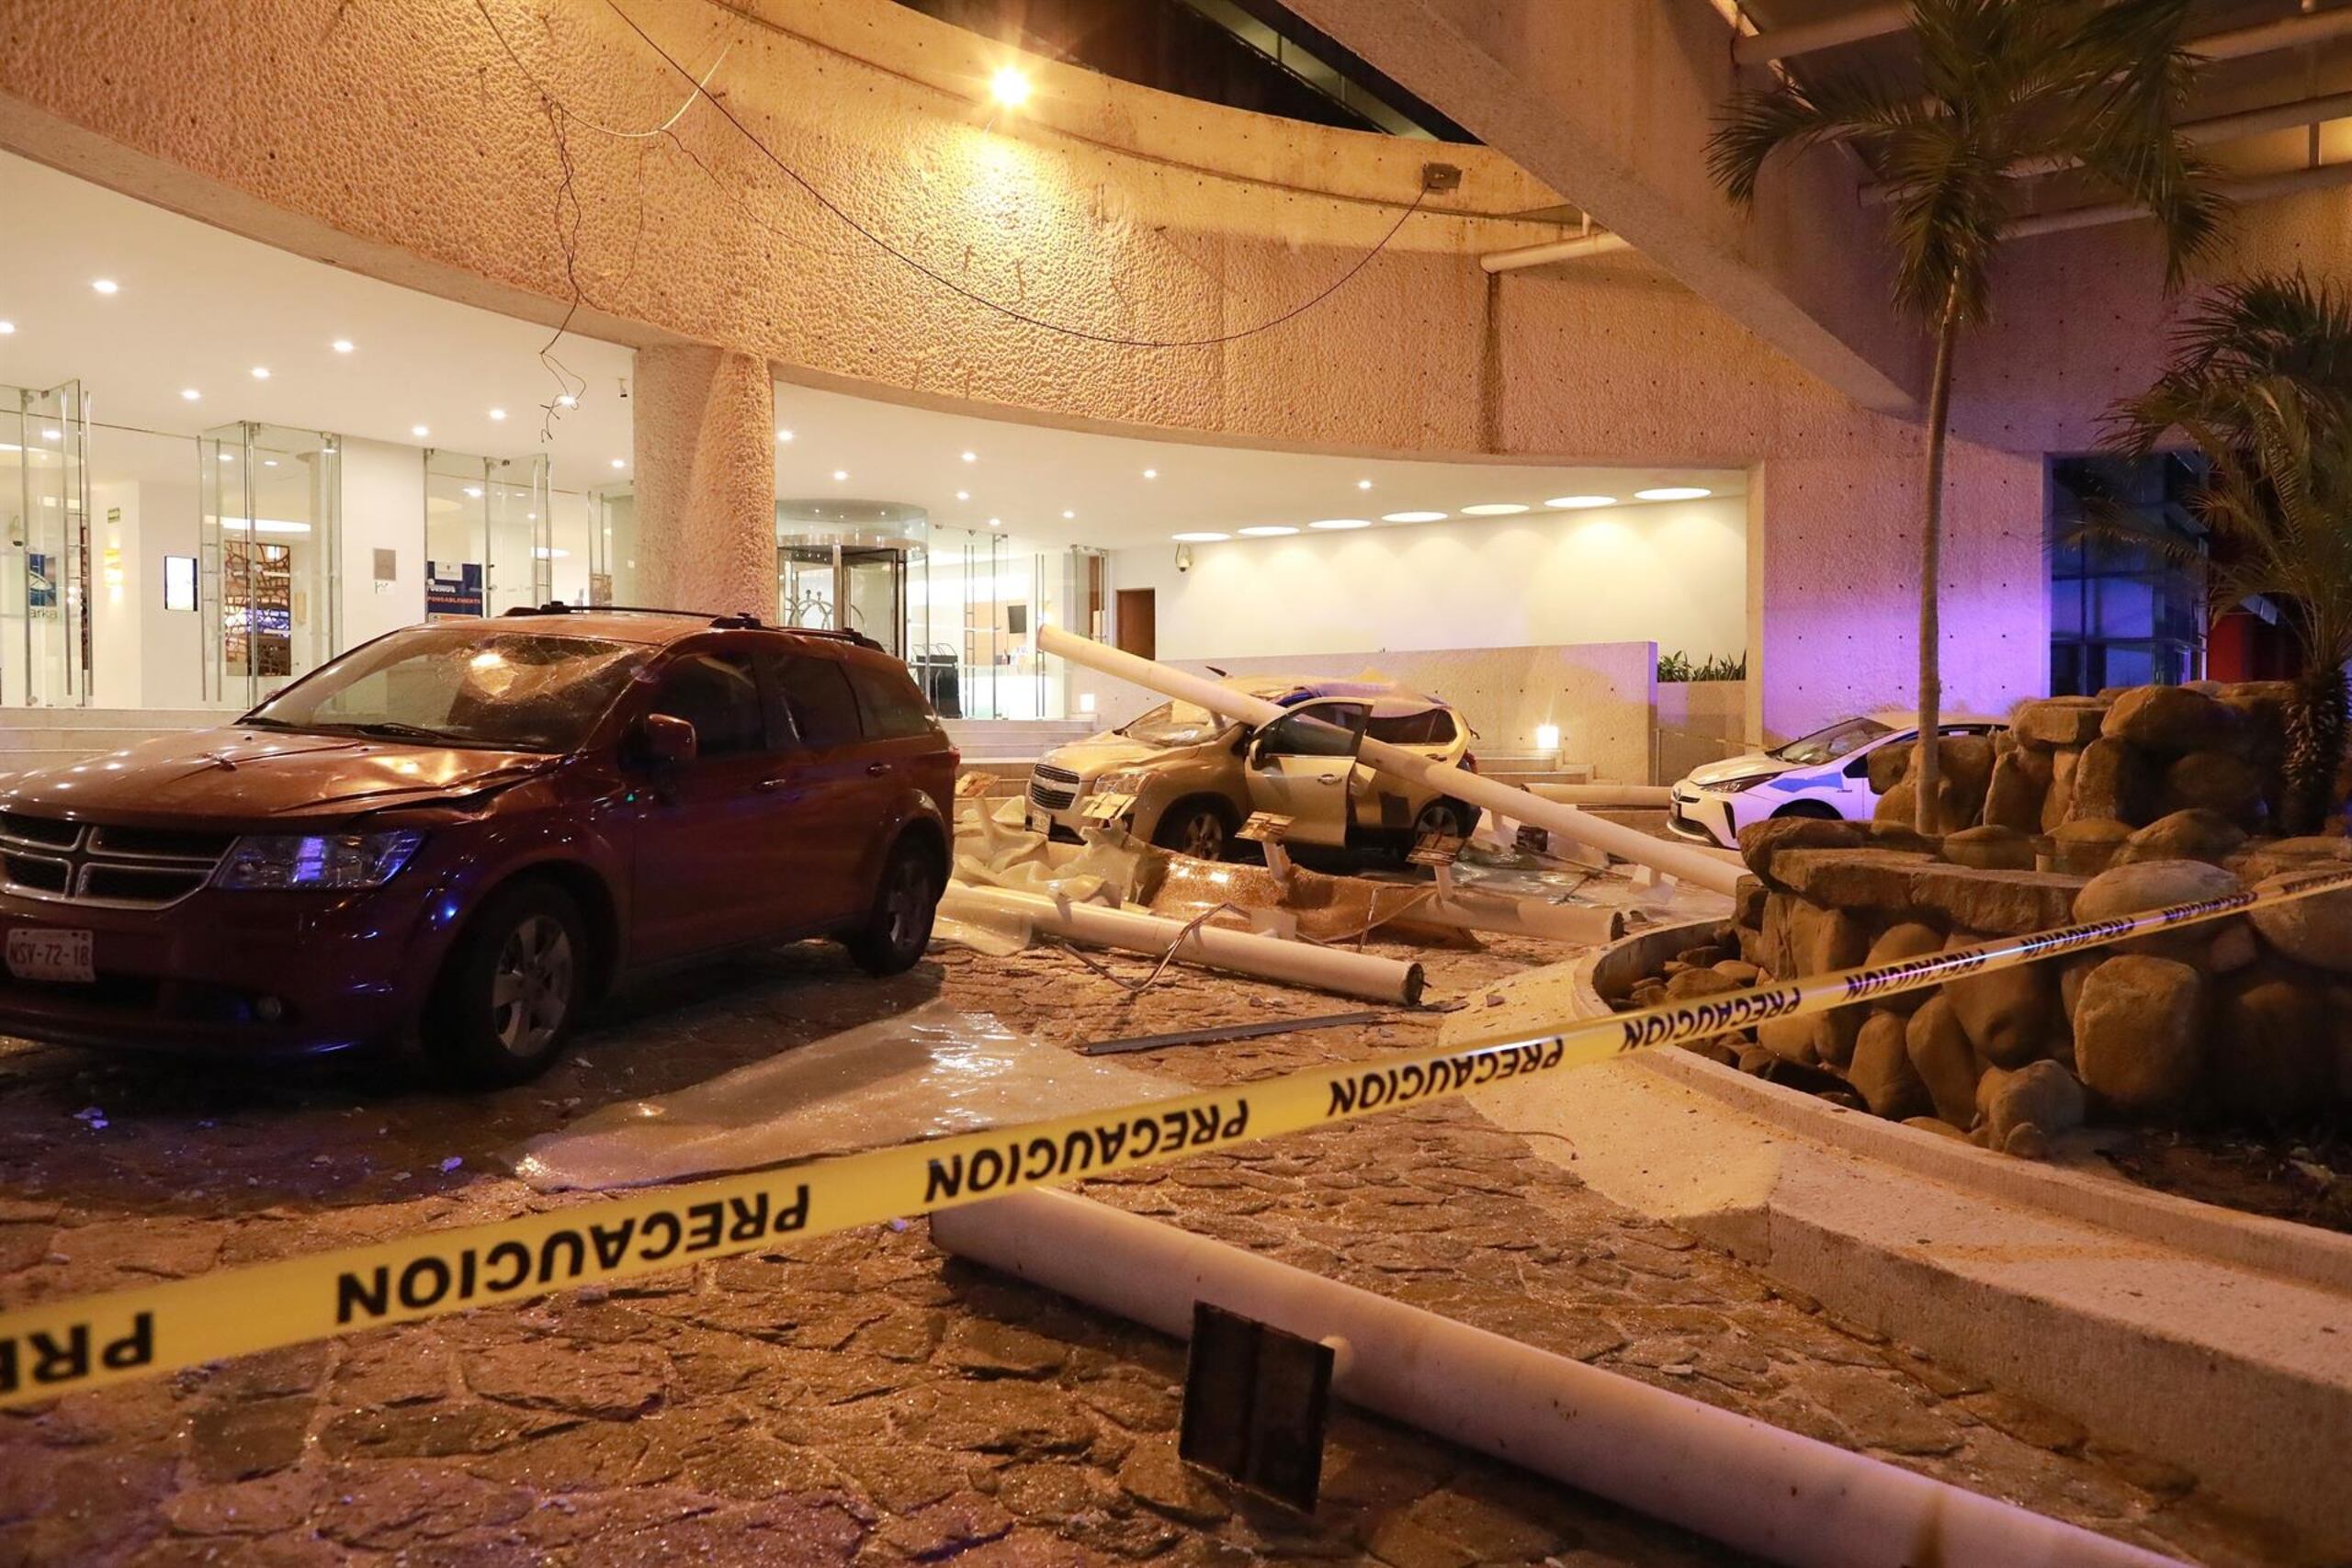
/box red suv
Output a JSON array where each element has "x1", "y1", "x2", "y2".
[{"x1": 0, "y1": 608, "x2": 957, "y2": 1085}]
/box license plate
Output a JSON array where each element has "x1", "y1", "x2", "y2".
[
  {"x1": 6, "y1": 928, "x2": 93, "y2": 984},
  {"x1": 1026, "y1": 806, "x2": 1049, "y2": 835}
]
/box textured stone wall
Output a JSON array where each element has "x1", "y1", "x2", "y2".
[{"x1": 0, "y1": 0, "x2": 2248, "y2": 739}]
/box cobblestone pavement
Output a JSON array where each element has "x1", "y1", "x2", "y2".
[{"x1": 0, "y1": 919, "x2": 2308, "y2": 1566}]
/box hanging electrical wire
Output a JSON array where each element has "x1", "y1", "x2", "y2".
[{"x1": 573, "y1": 0, "x2": 1430, "y2": 351}]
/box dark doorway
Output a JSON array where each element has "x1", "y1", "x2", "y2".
[{"x1": 1116, "y1": 589, "x2": 1158, "y2": 660}]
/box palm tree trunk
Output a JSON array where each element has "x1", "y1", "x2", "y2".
[
  {"x1": 2282, "y1": 660, "x2": 2348, "y2": 834},
  {"x1": 1914, "y1": 282, "x2": 1962, "y2": 834}
]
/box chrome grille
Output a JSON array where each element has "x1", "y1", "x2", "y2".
[
  {"x1": 0, "y1": 814, "x2": 234, "y2": 909},
  {"x1": 1026, "y1": 762, "x2": 1083, "y2": 814}
]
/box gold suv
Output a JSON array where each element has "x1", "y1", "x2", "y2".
[{"x1": 1024, "y1": 676, "x2": 1479, "y2": 862}]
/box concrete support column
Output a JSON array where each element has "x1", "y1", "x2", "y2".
[{"x1": 631, "y1": 345, "x2": 775, "y2": 618}]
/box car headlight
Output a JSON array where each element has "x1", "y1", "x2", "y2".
[
  {"x1": 213, "y1": 830, "x2": 425, "y2": 891},
  {"x1": 1699, "y1": 773, "x2": 1779, "y2": 795}
]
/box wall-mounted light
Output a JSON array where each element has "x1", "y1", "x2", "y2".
[
  {"x1": 989, "y1": 65, "x2": 1032, "y2": 108},
  {"x1": 1535, "y1": 722, "x2": 1562, "y2": 755}
]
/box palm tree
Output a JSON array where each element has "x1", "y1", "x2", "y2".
[
  {"x1": 1707, "y1": 0, "x2": 2224, "y2": 830},
  {"x1": 2105, "y1": 297, "x2": 2352, "y2": 830},
  {"x1": 2109, "y1": 272, "x2": 2352, "y2": 457}
]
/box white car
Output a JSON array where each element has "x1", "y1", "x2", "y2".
[{"x1": 1667, "y1": 710, "x2": 2001, "y2": 849}]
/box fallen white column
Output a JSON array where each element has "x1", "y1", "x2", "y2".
[
  {"x1": 938, "y1": 884, "x2": 1425, "y2": 1006},
  {"x1": 1528, "y1": 781, "x2": 1676, "y2": 809},
  {"x1": 1037, "y1": 626, "x2": 1744, "y2": 897},
  {"x1": 933, "y1": 1190, "x2": 2183, "y2": 1568}
]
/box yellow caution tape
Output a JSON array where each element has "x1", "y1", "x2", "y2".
[{"x1": 5, "y1": 864, "x2": 2348, "y2": 1406}]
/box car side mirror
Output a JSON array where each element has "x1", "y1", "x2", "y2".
[
  {"x1": 1844, "y1": 754, "x2": 1871, "y2": 779},
  {"x1": 640, "y1": 713, "x2": 698, "y2": 768}
]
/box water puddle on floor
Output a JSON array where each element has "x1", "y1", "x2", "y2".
[{"x1": 514, "y1": 1002, "x2": 1174, "y2": 1191}]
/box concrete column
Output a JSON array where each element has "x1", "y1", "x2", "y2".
[{"x1": 631, "y1": 345, "x2": 775, "y2": 618}]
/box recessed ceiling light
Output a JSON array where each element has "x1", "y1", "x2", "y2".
[
  {"x1": 1634, "y1": 486, "x2": 1712, "y2": 502},
  {"x1": 1170, "y1": 531, "x2": 1228, "y2": 543},
  {"x1": 961, "y1": 450, "x2": 978, "y2": 463},
  {"x1": 1460, "y1": 502, "x2": 1530, "y2": 515},
  {"x1": 613, "y1": 458, "x2": 629, "y2": 470},
  {"x1": 1143, "y1": 468, "x2": 1159, "y2": 479},
  {"x1": 989, "y1": 516, "x2": 1002, "y2": 527},
  {"x1": 331, "y1": 339, "x2": 355, "y2": 354},
  {"x1": 217, "y1": 451, "x2": 234, "y2": 463},
  {"x1": 263, "y1": 459, "x2": 278, "y2": 468},
  {"x1": 557, "y1": 393, "x2": 577, "y2": 408},
  {"x1": 40, "y1": 429, "x2": 61, "y2": 441},
  {"x1": 465, "y1": 486, "x2": 484, "y2": 498},
  {"x1": 1062, "y1": 509, "x2": 1075, "y2": 519},
  {"x1": 90, "y1": 278, "x2": 119, "y2": 295},
  {"x1": 1356, "y1": 479, "x2": 1374, "y2": 491},
  {"x1": 1311, "y1": 517, "x2": 1375, "y2": 530},
  {"x1": 180, "y1": 388, "x2": 201, "y2": 401},
  {"x1": 489, "y1": 408, "x2": 507, "y2": 422},
  {"x1": 0, "y1": 321, "x2": 15, "y2": 335},
  {"x1": 956, "y1": 490, "x2": 970, "y2": 501},
  {"x1": 1237, "y1": 525, "x2": 1299, "y2": 537},
  {"x1": 776, "y1": 429, "x2": 793, "y2": 442},
  {"x1": 250, "y1": 367, "x2": 271, "y2": 380},
  {"x1": 1380, "y1": 511, "x2": 1445, "y2": 524},
  {"x1": 833, "y1": 469, "x2": 848, "y2": 481},
  {"x1": 1546, "y1": 494, "x2": 1617, "y2": 510},
  {"x1": 412, "y1": 424, "x2": 430, "y2": 438}
]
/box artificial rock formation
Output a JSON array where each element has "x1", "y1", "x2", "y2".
[{"x1": 1642, "y1": 692, "x2": 2352, "y2": 1156}]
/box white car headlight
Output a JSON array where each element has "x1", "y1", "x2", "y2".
[
  {"x1": 1699, "y1": 773, "x2": 1780, "y2": 795},
  {"x1": 213, "y1": 830, "x2": 424, "y2": 891}
]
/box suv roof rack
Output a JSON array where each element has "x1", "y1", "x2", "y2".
[{"x1": 503, "y1": 602, "x2": 886, "y2": 651}]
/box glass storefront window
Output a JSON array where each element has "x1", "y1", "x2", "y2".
[
  {"x1": 424, "y1": 451, "x2": 549, "y2": 619},
  {"x1": 199, "y1": 422, "x2": 341, "y2": 708},
  {"x1": 2048, "y1": 455, "x2": 2207, "y2": 695},
  {"x1": 1, "y1": 382, "x2": 94, "y2": 706}
]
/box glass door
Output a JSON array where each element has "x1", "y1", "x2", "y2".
[
  {"x1": 2, "y1": 381, "x2": 93, "y2": 707},
  {"x1": 424, "y1": 452, "x2": 549, "y2": 620},
  {"x1": 198, "y1": 422, "x2": 340, "y2": 709},
  {"x1": 840, "y1": 546, "x2": 906, "y2": 656}
]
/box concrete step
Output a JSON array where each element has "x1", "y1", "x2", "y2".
[{"x1": 0, "y1": 707, "x2": 220, "y2": 730}]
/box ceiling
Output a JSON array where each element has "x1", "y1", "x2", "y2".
[
  {"x1": 1732, "y1": 0, "x2": 2352, "y2": 219},
  {"x1": 1, "y1": 149, "x2": 1741, "y2": 550}
]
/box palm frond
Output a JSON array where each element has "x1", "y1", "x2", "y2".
[{"x1": 1707, "y1": 73, "x2": 1924, "y2": 206}]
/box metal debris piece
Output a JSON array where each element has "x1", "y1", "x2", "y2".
[{"x1": 1079, "y1": 1010, "x2": 1394, "y2": 1057}]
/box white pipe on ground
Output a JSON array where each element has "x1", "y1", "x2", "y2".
[
  {"x1": 938, "y1": 883, "x2": 1425, "y2": 1005},
  {"x1": 1409, "y1": 888, "x2": 1621, "y2": 945},
  {"x1": 1036, "y1": 626, "x2": 1745, "y2": 897},
  {"x1": 933, "y1": 1190, "x2": 2184, "y2": 1568}
]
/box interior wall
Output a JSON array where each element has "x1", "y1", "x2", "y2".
[
  {"x1": 1112, "y1": 497, "x2": 1745, "y2": 667},
  {"x1": 337, "y1": 437, "x2": 425, "y2": 649},
  {"x1": 136, "y1": 479, "x2": 202, "y2": 708},
  {"x1": 89, "y1": 481, "x2": 141, "y2": 707}
]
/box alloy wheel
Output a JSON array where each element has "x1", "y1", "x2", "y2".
[
  {"x1": 489, "y1": 914, "x2": 575, "y2": 1057},
  {"x1": 1182, "y1": 811, "x2": 1224, "y2": 860},
  {"x1": 884, "y1": 856, "x2": 934, "y2": 956}
]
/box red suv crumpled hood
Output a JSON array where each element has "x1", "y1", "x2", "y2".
[{"x1": 0, "y1": 727, "x2": 557, "y2": 826}]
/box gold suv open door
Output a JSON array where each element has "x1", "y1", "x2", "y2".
[{"x1": 1243, "y1": 701, "x2": 1370, "y2": 847}]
